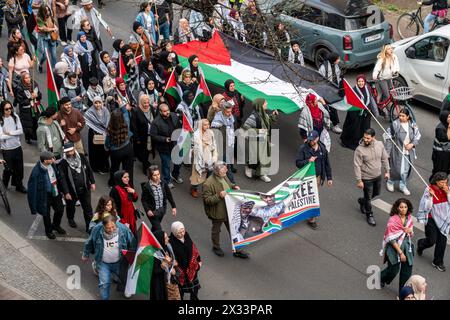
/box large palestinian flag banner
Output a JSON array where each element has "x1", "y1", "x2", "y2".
[
  {"x1": 172, "y1": 32, "x2": 342, "y2": 114},
  {"x1": 225, "y1": 163, "x2": 320, "y2": 251}
]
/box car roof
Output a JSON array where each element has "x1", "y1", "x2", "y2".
[{"x1": 306, "y1": 0, "x2": 375, "y2": 17}]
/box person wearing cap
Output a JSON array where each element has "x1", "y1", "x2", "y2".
[
  {"x1": 354, "y1": 128, "x2": 390, "y2": 226},
  {"x1": 295, "y1": 129, "x2": 332, "y2": 230},
  {"x1": 72, "y1": 0, "x2": 112, "y2": 42},
  {"x1": 86, "y1": 76, "x2": 104, "y2": 108},
  {"x1": 58, "y1": 142, "x2": 95, "y2": 231},
  {"x1": 60, "y1": 72, "x2": 87, "y2": 111},
  {"x1": 27, "y1": 151, "x2": 66, "y2": 239},
  {"x1": 398, "y1": 285, "x2": 416, "y2": 300},
  {"x1": 169, "y1": 221, "x2": 202, "y2": 300},
  {"x1": 57, "y1": 96, "x2": 86, "y2": 154},
  {"x1": 211, "y1": 99, "x2": 236, "y2": 184},
  {"x1": 288, "y1": 41, "x2": 305, "y2": 66},
  {"x1": 36, "y1": 106, "x2": 65, "y2": 159}
]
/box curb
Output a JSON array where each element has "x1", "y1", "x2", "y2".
[
  {"x1": 0, "y1": 281, "x2": 34, "y2": 300},
  {"x1": 0, "y1": 219, "x2": 95, "y2": 300}
]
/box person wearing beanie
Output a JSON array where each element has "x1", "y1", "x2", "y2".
[
  {"x1": 36, "y1": 106, "x2": 66, "y2": 159},
  {"x1": 57, "y1": 96, "x2": 86, "y2": 154},
  {"x1": 169, "y1": 221, "x2": 202, "y2": 300},
  {"x1": 58, "y1": 141, "x2": 96, "y2": 232},
  {"x1": 398, "y1": 285, "x2": 415, "y2": 300},
  {"x1": 27, "y1": 150, "x2": 66, "y2": 239},
  {"x1": 86, "y1": 76, "x2": 104, "y2": 108},
  {"x1": 129, "y1": 21, "x2": 152, "y2": 61}
]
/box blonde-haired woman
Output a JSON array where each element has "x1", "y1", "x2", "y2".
[
  {"x1": 190, "y1": 119, "x2": 218, "y2": 198},
  {"x1": 372, "y1": 44, "x2": 400, "y2": 106},
  {"x1": 404, "y1": 275, "x2": 427, "y2": 300}
]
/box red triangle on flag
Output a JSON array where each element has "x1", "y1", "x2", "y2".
[
  {"x1": 119, "y1": 54, "x2": 127, "y2": 79},
  {"x1": 121, "y1": 249, "x2": 136, "y2": 265},
  {"x1": 182, "y1": 111, "x2": 194, "y2": 133},
  {"x1": 343, "y1": 78, "x2": 366, "y2": 110},
  {"x1": 135, "y1": 55, "x2": 143, "y2": 66},
  {"x1": 140, "y1": 222, "x2": 163, "y2": 250}
]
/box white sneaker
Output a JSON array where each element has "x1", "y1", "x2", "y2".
[
  {"x1": 70, "y1": 40, "x2": 76, "y2": 45},
  {"x1": 76, "y1": 200, "x2": 81, "y2": 206},
  {"x1": 60, "y1": 41, "x2": 67, "y2": 46},
  {"x1": 123, "y1": 292, "x2": 132, "y2": 299},
  {"x1": 245, "y1": 166, "x2": 253, "y2": 178},
  {"x1": 401, "y1": 187, "x2": 411, "y2": 196},
  {"x1": 386, "y1": 182, "x2": 394, "y2": 192},
  {"x1": 331, "y1": 125, "x2": 342, "y2": 134},
  {"x1": 260, "y1": 175, "x2": 271, "y2": 183}
]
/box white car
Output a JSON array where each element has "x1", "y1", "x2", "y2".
[{"x1": 393, "y1": 25, "x2": 450, "y2": 108}]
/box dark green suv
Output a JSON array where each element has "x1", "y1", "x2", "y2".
[{"x1": 260, "y1": 0, "x2": 393, "y2": 68}]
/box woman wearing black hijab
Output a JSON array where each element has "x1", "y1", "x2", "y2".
[
  {"x1": 151, "y1": 230, "x2": 177, "y2": 300},
  {"x1": 432, "y1": 110, "x2": 450, "y2": 177},
  {"x1": 184, "y1": 55, "x2": 203, "y2": 84},
  {"x1": 112, "y1": 38, "x2": 124, "y2": 66},
  {"x1": 120, "y1": 45, "x2": 138, "y2": 90},
  {"x1": 139, "y1": 59, "x2": 164, "y2": 92},
  {"x1": 222, "y1": 79, "x2": 245, "y2": 127}
]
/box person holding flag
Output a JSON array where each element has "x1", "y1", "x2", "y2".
[
  {"x1": 340, "y1": 75, "x2": 379, "y2": 150},
  {"x1": 82, "y1": 215, "x2": 136, "y2": 300}
]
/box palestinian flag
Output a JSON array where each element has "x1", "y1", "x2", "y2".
[
  {"x1": 123, "y1": 222, "x2": 163, "y2": 296},
  {"x1": 119, "y1": 54, "x2": 128, "y2": 81},
  {"x1": 172, "y1": 31, "x2": 342, "y2": 114},
  {"x1": 46, "y1": 49, "x2": 59, "y2": 110},
  {"x1": 176, "y1": 111, "x2": 194, "y2": 162},
  {"x1": 192, "y1": 73, "x2": 212, "y2": 107},
  {"x1": 330, "y1": 78, "x2": 369, "y2": 112},
  {"x1": 164, "y1": 69, "x2": 183, "y2": 104}
]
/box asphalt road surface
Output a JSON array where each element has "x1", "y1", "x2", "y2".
[{"x1": 0, "y1": 1, "x2": 449, "y2": 300}]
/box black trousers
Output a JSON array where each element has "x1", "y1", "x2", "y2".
[
  {"x1": 380, "y1": 259, "x2": 413, "y2": 293},
  {"x1": 43, "y1": 194, "x2": 64, "y2": 234},
  {"x1": 418, "y1": 218, "x2": 447, "y2": 265},
  {"x1": 2, "y1": 146, "x2": 24, "y2": 188},
  {"x1": 134, "y1": 141, "x2": 150, "y2": 175},
  {"x1": 148, "y1": 207, "x2": 166, "y2": 232},
  {"x1": 325, "y1": 104, "x2": 340, "y2": 126},
  {"x1": 57, "y1": 16, "x2": 73, "y2": 42},
  {"x1": 108, "y1": 142, "x2": 134, "y2": 187},
  {"x1": 66, "y1": 188, "x2": 93, "y2": 231},
  {"x1": 362, "y1": 176, "x2": 381, "y2": 216}
]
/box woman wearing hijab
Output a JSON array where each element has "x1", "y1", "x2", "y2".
[
  {"x1": 115, "y1": 77, "x2": 137, "y2": 108},
  {"x1": 183, "y1": 55, "x2": 203, "y2": 85},
  {"x1": 207, "y1": 93, "x2": 225, "y2": 123},
  {"x1": 61, "y1": 45, "x2": 81, "y2": 76},
  {"x1": 380, "y1": 198, "x2": 414, "y2": 294},
  {"x1": 84, "y1": 96, "x2": 110, "y2": 173},
  {"x1": 140, "y1": 78, "x2": 161, "y2": 109},
  {"x1": 15, "y1": 72, "x2": 42, "y2": 143},
  {"x1": 404, "y1": 275, "x2": 427, "y2": 300},
  {"x1": 242, "y1": 98, "x2": 279, "y2": 183},
  {"x1": 105, "y1": 111, "x2": 134, "y2": 187},
  {"x1": 151, "y1": 230, "x2": 177, "y2": 300},
  {"x1": 340, "y1": 75, "x2": 378, "y2": 150},
  {"x1": 298, "y1": 92, "x2": 330, "y2": 141},
  {"x1": 120, "y1": 45, "x2": 139, "y2": 91},
  {"x1": 109, "y1": 170, "x2": 139, "y2": 235},
  {"x1": 139, "y1": 59, "x2": 164, "y2": 92},
  {"x1": 53, "y1": 61, "x2": 69, "y2": 92},
  {"x1": 175, "y1": 18, "x2": 197, "y2": 44},
  {"x1": 129, "y1": 21, "x2": 152, "y2": 61},
  {"x1": 222, "y1": 79, "x2": 245, "y2": 127},
  {"x1": 111, "y1": 39, "x2": 124, "y2": 66},
  {"x1": 74, "y1": 31, "x2": 95, "y2": 89},
  {"x1": 190, "y1": 119, "x2": 218, "y2": 198},
  {"x1": 98, "y1": 51, "x2": 111, "y2": 82},
  {"x1": 176, "y1": 90, "x2": 202, "y2": 131},
  {"x1": 432, "y1": 111, "x2": 450, "y2": 176},
  {"x1": 169, "y1": 221, "x2": 202, "y2": 300},
  {"x1": 157, "y1": 50, "x2": 176, "y2": 85},
  {"x1": 103, "y1": 62, "x2": 117, "y2": 100}
]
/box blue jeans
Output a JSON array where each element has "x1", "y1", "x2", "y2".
[
  {"x1": 388, "y1": 154, "x2": 411, "y2": 190},
  {"x1": 160, "y1": 152, "x2": 181, "y2": 184},
  {"x1": 98, "y1": 261, "x2": 121, "y2": 300},
  {"x1": 424, "y1": 13, "x2": 437, "y2": 33},
  {"x1": 38, "y1": 36, "x2": 57, "y2": 69},
  {"x1": 157, "y1": 22, "x2": 170, "y2": 42}
]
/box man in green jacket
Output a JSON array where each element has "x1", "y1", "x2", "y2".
[
  {"x1": 36, "y1": 106, "x2": 65, "y2": 160},
  {"x1": 203, "y1": 161, "x2": 248, "y2": 258}
]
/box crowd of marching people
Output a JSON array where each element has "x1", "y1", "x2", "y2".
[{"x1": 0, "y1": 0, "x2": 446, "y2": 301}]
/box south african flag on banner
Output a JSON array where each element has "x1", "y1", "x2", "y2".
[{"x1": 225, "y1": 163, "x2": 320, "y2": 251}]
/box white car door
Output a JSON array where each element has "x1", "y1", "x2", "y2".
[{"x1": 404, "y1": 35, "x2": 450, "y2": 101}]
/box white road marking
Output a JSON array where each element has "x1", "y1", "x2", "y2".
[
  {"x1": 27, "y1": 215, "x2": 42, "y2": 238},
  {"x1": 372, "y1": 198, "x2": 450, "y2": 246},
  {"x1": 28, "y1": 236, "x2": 87, "y2": 243}
]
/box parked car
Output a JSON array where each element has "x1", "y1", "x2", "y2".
[
  {"x1": 393, "y1": 25, "x2": 450, "y2": 108},
  {"x1": 258, "y1": 0, "x2": 393, "y2": 69}
]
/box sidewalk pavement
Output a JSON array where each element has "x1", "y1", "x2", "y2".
[{"x1": 0, "y1": 219, "x2": 95, "y2": 300}]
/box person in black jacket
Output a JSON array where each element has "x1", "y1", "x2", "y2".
[
  {"x1": 58, "y1": 142, "x2": 96, "y2": 232},
  {"x1": 3, "y1": 0, "x2": 24, "y2": 35},
  {"x1": 133, "y1": 94, "x2": 156, "y2": 175},
  {"x1": 15, "y1": 72, "x2": 42, "y2": 143},
  {"x1": 150, "y1": 103, "x2": 181, "y2": 188},
  {"x1": 295, "y1": 130, "x2": 332, "y2": 230},
  {"x1": 141, "y1": 165, "x2": 177, "y2": 232}
]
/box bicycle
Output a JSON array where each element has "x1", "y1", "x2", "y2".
[
  {"x1": 367, "y1": 78, "x2": 416, "y2": 123},
  {"x1": 0, "y1": 160, "x2": 11, "y2": 215},
  {"x1": 397, "y1": 2, "x2": 450, "y2": 39}
]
